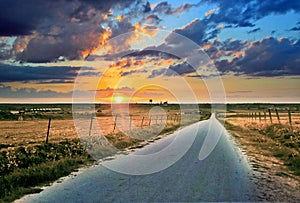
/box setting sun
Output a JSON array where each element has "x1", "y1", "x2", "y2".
[{"x1": 114, "y1": 96, "x2": 123, "y2": 103}]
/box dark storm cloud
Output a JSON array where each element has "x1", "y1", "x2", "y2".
[
  {"x1": 214, "y1": 59, "x2": 238, "y2": 74},
  {"x1": 148, "y1": 68, "x2": 167, "y2": 78},
  {"x1": 0, "y1": 84, "x2": 73, "y2": 98},
  {"x1": 145, "y1": 14, "x2": 162, "y2": 24},
  {"x1": 125, "y1": 50, "x2": 179, "y2": 60},
  {"x1": 152, "y1": 1, "x2": 199, "y2": 15},
  {"x1": 0, "y1": 40, "x2": 11, "y2": 60},
  {"x1": 0, "y1": 0, "x2": 138, "y2": 62},
  {"x1": 148, "y1": 61, "x2": 195, "y2": 78},
  {"x1": 235, "y1": 38, "x2": 300, "y2": 76},
  {"x1": 0, "y1": 0, "x2": 136, "y2": 35},
  {"x1": 35, "y1": 80, "x2": 74, "y2": 84},
  {"x1": 289, "y1": 26, "x2": 300, "y2": 31},
  {"x1": 213, "y1": 37, "x2": 300, "y2": 76},
  {"x1": 15, "y1": 24, "x2": 106, "y2": 63},
  {"x1": 109, "y1": 17, "x2": 135, "y2": 38},
  {"x1": 0, "y1": 0, "x2": 51, "y2": 36},
  {"x1": 203, "y1": 0, "x2": 300, "y2": 28},
  {"x1": 165, "y1": 62, "x2": 195, "y2": 76},
  {"x1": 247, "y1": 28, "x2": 261, "y2": 34},
  {"x1": 143, "y1": 1, "x2": 151, "y2": 13},
  {"x1": 157, "y1": 0, "x2": 300, "y2": 79},
  {"x1": 0, "y1": 62, "x2": 93, "y2": 82},
  {"x1": 167, "y1": 18, "x2": 211, "y2": 45},
  {"x1": 221, "y1": 39, "x2": 247, "y2": 52},
  {"x1": 162, "y1": 0, "x2": 298, "y2": 49}
]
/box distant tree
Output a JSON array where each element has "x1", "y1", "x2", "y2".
[{"x1": 149, "y1": 99, "x2": 153, "y2": 105}]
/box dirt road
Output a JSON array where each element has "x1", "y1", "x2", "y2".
[{"x1": 18, "y1": 116, "x2": 259, "y2": 202}]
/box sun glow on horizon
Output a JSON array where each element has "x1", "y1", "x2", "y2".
[{"x1": 114, "y1": 96, "x2": 124, "y2": 103}]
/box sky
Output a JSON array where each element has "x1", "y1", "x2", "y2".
[{"x1": 0, "y1": 0, "x2": 299, "y2": 103}]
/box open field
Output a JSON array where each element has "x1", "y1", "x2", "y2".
[
  {"x1": 2, "y1": 102, "x2": 299, "y2": 202},
  {"x1": 0, "y1": 104, "x2": 209, "y2": 148},
  {"x1": 224, "y1": 104, "x2": 300, "y2": 201},
  {"x1": 0, "y1": 103, "x2": 210, "y2": 202}
]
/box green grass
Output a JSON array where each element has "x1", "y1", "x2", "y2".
[
  {"x1": 0, "y1": 140, "x2": 93, "y2": 202},
  {"x1": 0, "y1": 157, "x2": 90, "y2": 202}
]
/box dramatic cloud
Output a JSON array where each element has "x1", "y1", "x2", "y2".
[
  {"x1": 148, "y1": 61, "x2": 195, "y2": 78},
  {"x1": 148, "y1": 68, "x2": 168, "y2": 78},
  {"x1": 165, "y1": 61, "x2": 195, "y2": 76},
  {"x1": 0, "y1": 62, "x2": 94, "y2": 82},
  {"x1": 165, "y1": 18, "x2": 212, "y2": 46},
  {"x1": 145, "y1": 14, "x2": 162, "y2": 24},
  {"x1": 248, "y1": 28, "x2": 261, "y2": 34},
  {"x1": 203, "y1": 0, "x2": 300, "y2": 28},
  {"x1": 215, "y1": 37, "x2": 300, "y2": 76},
  {"x1": 152, "y1": 1, "x2": 198, "y2": 15},
  {"x1": 0, "y1": 38, "x2": 12, "y2": 60},
  {"x1": 289, "y1": 26, "x2": 300, "y2": 31},
  {"x1": 235, "y1": 37, "x2": 300, "y2": 76},
  {"x1": 0, "y1": 0, "x2": 50, "y2": 36},
  {"x1": 0, "y1": 0, "x2": 141, "y2": 62},
  {"x1": 0, "y1": 84, "x2": 72, "y2": 98}
]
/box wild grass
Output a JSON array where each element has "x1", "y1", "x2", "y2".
[
  {"x1": 225, "y1": 120, "x2": 300, "y2": 176},
  {"x1": 0, "y1": 140, "x2": 93, "y2": 202},
  {"x1": 0, "y1": 111, "x2": 210, "y2": 202}
]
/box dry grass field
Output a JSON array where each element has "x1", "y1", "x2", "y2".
[
  {"x1": 0, "y1": 104, "x2": 206, "y2": 149},
  {"x1": 0, "y1": 103, "x2": 209, "y2": 202},
  {"x1": 224, "y1": 108, "x2": 300, "y2": 201}
]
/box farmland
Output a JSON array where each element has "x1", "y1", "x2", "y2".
[
  {"x1": 0, "y1": 103, "x2": 210, "y2": 202},
  {"x1": 224, "y1": 104, "x2": 300, "y2": 201},
  {"x1": 1, "y1": 102, "x2": 300, "y2": 202}
]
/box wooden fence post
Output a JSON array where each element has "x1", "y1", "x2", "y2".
[
  {"x1": 259, "y1": 112, "x2": 261, "y2": 122},
  {"x1": 264, "y1": 111, "x2": 267, "y2": 122},
  {"x1": 288, "y1": 110, "x2": 292, "y2": 126},
  {"x1": 268, "y1": 109, "x2": 272, "y2": 124},
  {"x1": 88, "y1": 116, "x2": 94, "y2": 136},
  {"x1": 113, "y1": 115, "x2": 118, "y2": 131},
  {"x1": 141, "y1": 116, "x2": 144, "y2": 128},
  {"x1": 45, "y1": 118, "x2": 51, "y2": 144},
  {"x1": 254, "y1": 112, "x2": 257, "y2": 120},
  {"x1": 275, "y1": 109, "x2": 280, "y2": 124}
]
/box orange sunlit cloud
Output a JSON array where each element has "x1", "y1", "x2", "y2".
[
  {"x1": 154, "y1": 58, "x2": 175, "y2": 66},
  {"x1": 81, "y1": 28, "x2": 112, "y2": 58},
  {"x1": 205, "y1": 8, "x2": 219, "y2": 17},
  {"x1": 113, "y1": 14, "x2": 124, "y2": 22},
  {"x1": 202, "y1": 43, "x2": 212, "y2": 50},
  {"x1": 134, "y1": 23, "x2": 157, "y2": 37}
]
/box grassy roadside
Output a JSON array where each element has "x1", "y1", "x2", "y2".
[
  {"x1": 0, "y1": 140, "x2": 93, "y2": 202},
  {"x1": 0, "y1": 113, "x2": 211, "y2": 202},
  {"x1": 225, "y1": 121, "x2": 300, "y2": 177}
]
